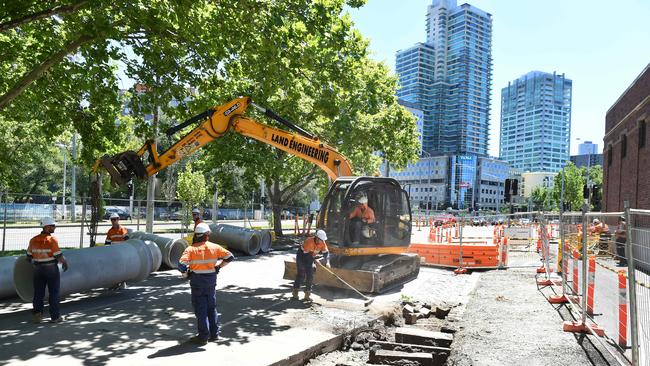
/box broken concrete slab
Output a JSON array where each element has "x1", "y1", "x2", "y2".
[
  {"x1": 369, "y1": 349, "x2": 433, "y2": 366},
  {"x1": 418, "y1": 307, "x2": 431, "y2": 318},
  {"x1": 369, "y1": 340, "x2": 450, "y2": 366},
  {"x1": 403, "y1": 304, "x2": 415, "y2": 315},
  {"x1": 434, "y1": 306, "x2": 451, "y2": 319},
  {"x1": 395, "y1": 327, "x2": 453, "y2": 348},
  {"x1": 405, "y1": 312, "x2": 418, "y2": 325}
]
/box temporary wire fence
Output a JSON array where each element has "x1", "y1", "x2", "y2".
[{"x1": 548, "y1": 208, "x2": 649, "y2": 366}]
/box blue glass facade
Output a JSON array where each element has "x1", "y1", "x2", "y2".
[
  {"x1": 396, "y1": 0, "x2": 492, "y2": 156},
  {"x1": 500, "y1": 71, "x2": 572, "y2": 172}
]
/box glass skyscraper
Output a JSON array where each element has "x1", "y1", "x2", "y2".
[
  {"x1": 396, "y1": 0, "x2": 492, "y2": 156},
  {"x1": 500, "y1": 71, "x2": 572, "y2": 172}
]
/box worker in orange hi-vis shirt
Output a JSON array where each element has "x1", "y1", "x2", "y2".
[
  {"x1": 105, "y1": 213, "x2": 129, "y2": 245},
  {"x1": 27, "y1": 217, "x2": 68, "y2": 324},
  {"x1": 192, "y1": 208, "x2": 203, "y2": 230}
]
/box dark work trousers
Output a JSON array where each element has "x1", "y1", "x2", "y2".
[
  {"x1": 33, "y1": 263, "x2": 61, "y2": 320},
  {"x1": 191, "y1": 286, "x2": 220, "y2": 341},
  {"x1": 616, "y1": 237, "x2": 627, "y2": 266},
  {"x1": 293, "y1": 249, "x2": 315, "y2": 292}
]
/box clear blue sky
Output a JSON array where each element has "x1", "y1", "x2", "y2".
[{"x1": 348, "y1": 0, "x2": 650, "y2": 157}]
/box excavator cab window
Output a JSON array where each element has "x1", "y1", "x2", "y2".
[{"x1": 319, "y1": 177, "x2": 411, "y2": 249}]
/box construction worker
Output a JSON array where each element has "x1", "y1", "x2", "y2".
[
  {"x1": 192, "y1": 208, "x2": 203, "y2": 230},
  {"x1": 105, "y1": 213, "x2": 129, "y2": 245},
  {"x1": 349, "y1": 196, "x2": 375, "y2": 244},
  {"x1": 27, "y1": 217, "x2": 68, "y2": 323},
  {"x1": 292, "y1": 229, "x2": 330, "y2": 301},
  {"x1": 590, "y1": 218, "x2": 609, "y2": 235},
  {"x1": 178, "y1": 223, "x2": 234, "y2": 345}
]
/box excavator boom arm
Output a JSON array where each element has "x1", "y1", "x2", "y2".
[{"x1": 96, "y1": 97, "x2": 353, "y2": 186}]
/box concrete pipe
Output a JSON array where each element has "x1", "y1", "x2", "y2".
[
  {"x1": 0, "y1": 256, "x2": 18, "y2": 299},
  {"x1": 259, "y1": 230, "x2": 272, "y2": 253},
  {"x1": 208, "y1": 224, "x2": 261, "y2": 256},
  {"x1": 13, "y1": 239, "x2": 161, "y2": 303},
  {"x1": 128, "y1": 231, "x2": 188, "y2": 269}
]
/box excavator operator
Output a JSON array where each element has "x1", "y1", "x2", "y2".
[{"x1": 349, "y1": 196, "x2": 375, "y2": 245}]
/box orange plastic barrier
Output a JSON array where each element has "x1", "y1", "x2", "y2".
[
  {"x1": 409, "y1": 242, "x2": 499, "y2": 268},
  {"x1": 587, "y1": 256, "x2": 596, "y2": 316},
  {"x1": 618, "y1": 271, "x2": 628, "y2": 347}
]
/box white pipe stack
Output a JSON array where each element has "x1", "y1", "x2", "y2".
[
  {"x1": 0, "y1": 256, "x2": 18, "y2": 299},
  {"x1": 128, "y1": 231, "x2": 188, "y2": 269},
  {"x1": 13, "y1": 239, "x2": 161, "y2": 303}
]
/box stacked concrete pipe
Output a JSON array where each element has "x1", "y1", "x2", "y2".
[
  {"x1": 259, "y1": 230, "x2": 272, "y2": 253},
  {"x1": 128, "y1": 231, "x2": 188, "y2": 269},
  {"x1": 208, "y1": 224, "x2": 261, "y2": 256},
  {"x1": 13, "y1": 239, "x2": 161, "y2": 303},
  {"x1": 0, "y1": 256, "x2": 18, "y2": 299}
]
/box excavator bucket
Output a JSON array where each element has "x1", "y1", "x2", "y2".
[
  {"x1": 283, "y1": 254, "x2": 420, "y2": 294},
  {"x1": 97, "y1": 151, "x2": 148, "y2": 187}
]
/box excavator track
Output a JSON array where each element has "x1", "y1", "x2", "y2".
[{"x1": 283, "y1": 253, "x2": 420, "y2": 294}]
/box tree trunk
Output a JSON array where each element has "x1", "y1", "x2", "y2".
[{"x1": 270, "y1": 179, "x2": 284, "y2": 237}]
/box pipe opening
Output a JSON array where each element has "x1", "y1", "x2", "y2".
[
  {"x1": 168, "y1": 239, "x2": 188, "y2": 268},
  {"x1": 247, "y1": 233, "x2": 261, "y2": 256},
  {"x1": 13, "y1": 258, "x2": 36, "y2": 302}
]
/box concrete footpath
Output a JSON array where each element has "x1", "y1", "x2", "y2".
[
  {"x1": 447, "y1": 267, "x2": 619, "y2": 366},
  {"x1": 0, "y1": 248, "x2": 478, "y2": 366}
]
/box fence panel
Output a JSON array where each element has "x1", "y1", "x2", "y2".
[{"x1": 629, "y1": 210, "x2": 650, "y2": 365}]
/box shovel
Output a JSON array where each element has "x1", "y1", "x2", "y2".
[{"x1": 315, "y1": 261, "x2": 374, "y2": 307}]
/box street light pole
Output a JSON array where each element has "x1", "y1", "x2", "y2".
[{"x1": 70, "y1": 134, "x2": 77, "y2": 222}]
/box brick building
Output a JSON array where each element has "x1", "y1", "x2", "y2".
[{"x1": 603, "y1": 63, "x2": 650, "y2": 211}]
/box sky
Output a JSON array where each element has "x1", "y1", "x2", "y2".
[{"x1": 347, "y1": 0, "x2": 650, "y2": 157}]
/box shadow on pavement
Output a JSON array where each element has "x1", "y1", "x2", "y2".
[{"x1": 0, "y1": 273, "x2": 297, "y2": 364}]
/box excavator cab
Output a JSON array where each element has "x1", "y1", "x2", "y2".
[{"x1": 319, "y1": 177, "x2": 412, "y2": 253}]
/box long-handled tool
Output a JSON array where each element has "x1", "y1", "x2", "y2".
[{"x1": 315, "y1": 261, "x2": 374, "y2": 307}]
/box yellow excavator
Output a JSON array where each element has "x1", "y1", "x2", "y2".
[{"x1": 93, "y1": 97, "x2": 419, "y2": 293}]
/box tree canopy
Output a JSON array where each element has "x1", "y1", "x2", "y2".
[{"x1": 0, "y1": 1, "x2": 420, "y2": 234}]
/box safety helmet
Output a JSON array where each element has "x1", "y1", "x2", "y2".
[
  {"x1": 192, "y1": 208, "x2": 200, "y2": 214},
  {"x1": 315, "y1": 229, "x2": 328, "y2": 241},
  {"x1": 109, "y1": 213, "x2": 120, "y2": 219},
  {"x1": 620, "y1": 215, "x2": 626, "y2": 221},
  {"x1": 41, "y1": 217, "x2": 56, "y2": 227},
  {"x1": 358, "y1": 196, "x2": 368, "y2": 204},
  {"x1": 593, "y1": 218, "x2": 600, "y2": 224},
  {"x1": 194, "y1": 222, "x2": 210, "y2": 234}
]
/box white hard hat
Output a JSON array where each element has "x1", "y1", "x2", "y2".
[
  {"x1": 315, "y1": 229, "x2": 327, "y2": 241},
  {"x1": 192, "y1": 208, "x2": 200, "y2": 214},
  {"x1": 358, "y1": 196, "x2": 368, "y2": 204},
  {"x1": 194, "y1": 222, "x2": 210, "y2": 234},
  {"x1": 110, "y1": 213, "x2": 120, "y2": 219},
  {"x1": 593, "y1": 218, "x2": 600, "y2": 224},
  {"x1": 41, "y1": 217, "x2": 56, "y2": 227}
]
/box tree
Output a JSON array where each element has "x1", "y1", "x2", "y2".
[
  {"x1": 176, "y1": 163, "x2": 207, "y2": 230},
  {"x1": 531, "y1": 186, "x2": 552, "y2": 211},
  {"x1": 552, "y1": 162, "x2": 587, "y2": 211}
]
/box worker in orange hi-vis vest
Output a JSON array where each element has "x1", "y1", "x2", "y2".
[
  {"x1": 349, "y1": 196, "x2": 376, "y2": 245},
  {"x1": 292, "y1": 229, "x2": 330, "y2": 301},
  {"x1": 105, "y1": 213, "x2": 129, "y2": 245},
  {"x1": 192, "y1": 208, "x2": 203, "y2": 230},
  {"x1": 27, "y1": 217, "x2": 68, "y2": 324},
  {"x1": 178, "y1": 223, "x2": 234, "y2": 345}
]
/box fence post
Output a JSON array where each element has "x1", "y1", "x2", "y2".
[
  {"x1": 1, "y1": 192, "x2": 6, "y2": 252},
  {"x1": 625, "y1": 205, "x2": 639, "y2": 365},
  {"x1": 136, "y1": 200, "x2": 141, "y2": 232},
  {"x1": 581, "y1": 206, "x2": 588, "y2": 325},
  {"x1": 80, "y1": 197, "x2": 86, "y2": 248}
]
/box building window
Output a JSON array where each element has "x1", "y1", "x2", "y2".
[
  {"x1": 607, "y1": 148, "x2": 612, "y2": 166},
  {"x1": 621, "y1": 134, "x2": 627, "y2": 159},
  {"x1": 640, "y1": 121, "x2": 646, "y2": 149}
]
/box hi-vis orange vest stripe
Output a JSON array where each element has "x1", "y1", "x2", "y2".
[
  {"x1": 179, "y1": 241, "x2": 232, "y2": 274},
  {"x1": 28, "y1": 233, "x2": 61, "y2": 262}
]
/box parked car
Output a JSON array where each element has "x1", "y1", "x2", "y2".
[
  {"x1": 103, "y1": 207, "x2": 131, "y2": 220},
  {"x1": 202, "y1": 209, "x2": 227, "y2": 220}
]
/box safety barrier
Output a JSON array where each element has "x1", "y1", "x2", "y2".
[{"x1": 545, "y1": 208, "x2": 650, "y2": 365}]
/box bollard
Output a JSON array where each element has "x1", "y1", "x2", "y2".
[
  {"x1": 618, "y1": 271, "x2": 628, "y2": 348},
  {"x1": 587, "y1": 256, "x2": 596, "y2": 316}
]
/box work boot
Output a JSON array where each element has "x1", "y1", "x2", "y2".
[
  {"x1": 303, "y1": 291, "x2": 311, "y2": 301},
  {"x1": 32, "y1": 312, "x2": 42, "y2": 324},
  {"x1": 50, "y1": 316, "x2": 65, "y2": 323},
  {"x1": 291, "y1": 288, "x2": 299, "y2": 300},
  {"x1": 189, "y1": 336, "x2": 208, "y2": 346}
]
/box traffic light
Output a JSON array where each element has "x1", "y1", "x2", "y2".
[
  {"x1": 583, "y1": 185, "x2": 590, "y2": 199},
  {"x1": 504, "y1": 179, "x2": 512, "y2": 202},
  {"x1": 511, "y1": 179, "x2": 519, "y2": 196},
  {"x1": 591, "y1": 185, "x2": 601, "y2": 208},
  {"x1": 127, "y1": 181, "x2": 134, "y2": 197}
]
